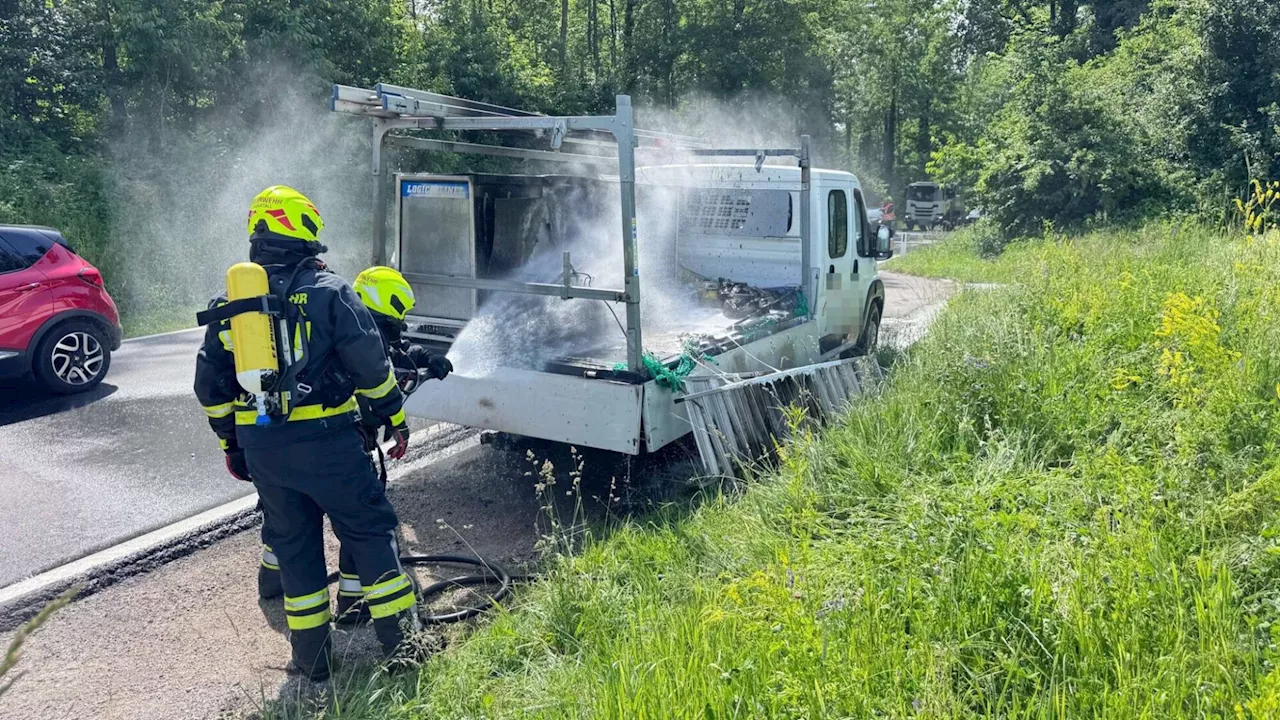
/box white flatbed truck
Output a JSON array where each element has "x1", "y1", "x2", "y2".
[{"x1": 332, "y1": 85, "x2": 894, "y2": 458}]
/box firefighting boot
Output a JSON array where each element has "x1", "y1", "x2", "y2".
[{"x1": 288, "y1": 626, "x2": 333, "y2": 682}]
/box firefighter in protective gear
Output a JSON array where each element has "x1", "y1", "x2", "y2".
[
  {"x1": 194, "y1": 186, "x2": 419, "y2": 681},
  {"x1": 353, "y1": 266, "x2": 453, "y2": 393},
  {"x1": 260, "y1": 268, "x2": 453, "y2": 624},
  {"x1": 284, "y1": 266, "x2": 457, "y2": 625}
]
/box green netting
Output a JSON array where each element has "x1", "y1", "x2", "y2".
[
  {"x1": 645, "y1": 351, "x2": 690, "y2": 391},
  {"x1": 610, "y1": 290, "x2": 806, "y2": 392},
  {"x1": 614, "y1": 340, "x2": 715, "y2": 392}
]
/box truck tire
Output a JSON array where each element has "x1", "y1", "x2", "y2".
[
  {"x1": 847, "y1": 302, "x2": 881, "y2": 357},
  {"x1": 33, "y1": 319, "x2": 112, "y2": 394}
]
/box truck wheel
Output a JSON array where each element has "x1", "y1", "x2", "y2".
[
  {"x1": 34, "y1": 320, "x2": 112, "y2": 394},
  {"x1": 847, "y1": 303, "x2": 881, "y2": 357}
]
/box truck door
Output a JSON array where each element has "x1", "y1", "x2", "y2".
[
  {"x1": 852, "y1": 187, "x2": 878, "y2": 321},
  {"x1": 396, "y1": 175, "x2": 477, "y2": 332},
  {"x1": 821, "y1": 185, "x2": 860, "y2": 339}
]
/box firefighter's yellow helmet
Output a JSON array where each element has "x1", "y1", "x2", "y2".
[
  {"x1": 247, "y1": 186, "x2": 324, "y2": 242},
  {"x1": 354, "y1": 266, "x2": 416, "y2": 321}
]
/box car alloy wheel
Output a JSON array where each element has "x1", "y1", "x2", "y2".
[{"x1": 50, "y1": 330, "x2": 105, "y2": 386}]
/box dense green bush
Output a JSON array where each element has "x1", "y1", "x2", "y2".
[
  {"x1": 0, "y1": 152, "x2": 117, "y2": 283},
  {"x1": 931, "y1": 0, "x2": 1280, "y2": 236}
]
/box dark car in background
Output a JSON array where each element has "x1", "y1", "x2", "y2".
[{"x1": 0, "y1": 225, "x2": 121, "y2": 394}]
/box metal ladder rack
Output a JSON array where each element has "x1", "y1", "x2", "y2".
[
  {"x1": 331, "y1": 82, "x2": 816, "y2": 374},
  {"x1": 676, "y1": 356, "x2": 884, "y2": 479}
]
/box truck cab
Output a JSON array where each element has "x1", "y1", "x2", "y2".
[
  {"x1": 635, "y1": 164, "x2": 889, "y2": 359},
  {"x1": 904, "y1": 181, "x2": 965, "y2": 231}
]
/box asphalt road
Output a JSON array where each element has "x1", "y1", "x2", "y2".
[{"x1": 0, "y1": 329, "x2": 249, "y2": 589}]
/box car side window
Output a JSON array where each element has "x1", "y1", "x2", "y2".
[
  {"x1": 40, "y1": 229, "x2": 74, "y2": 253},
  {"x1": 0, "y1": 231, "x2": 50, "y2": 267},
  {"x1": 0, "y1": 239, "x2": 26, "y2": 274},
  {"x1": 827, "y1": 190, "x2": 848, "y2": 259}
]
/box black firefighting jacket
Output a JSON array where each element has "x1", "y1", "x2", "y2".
[
  {"x1": 194, "y1": 258, "x2": 407, "y2": 450},
  {"x1": 371, "y1": 316, "x2": 439, "y2": 381}
]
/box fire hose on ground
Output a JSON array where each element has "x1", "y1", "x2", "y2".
[
  {"x1": 325, "y1": 554, "x2": 519, "y2": 625},
  {"x1": 322, "y1": 356, "x2": 527, "y2": 625}
]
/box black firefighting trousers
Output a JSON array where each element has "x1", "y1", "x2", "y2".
[
  {"x1": 259, "y1": 527, "x2": 364, "y2": 617},
  {"x1": 245, "y1": 423, "x2": 417, "y2": 678}
]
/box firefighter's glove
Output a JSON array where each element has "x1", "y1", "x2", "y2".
[
  {"x1": 383, "y1": 418, "x2": 411, "y2": 460},
  {"x1": 223, "y1": 442, "x2": 251, "y2": 482},
  {"x1": 423, "y1": 354, "x2": 453, "y2": 381}
]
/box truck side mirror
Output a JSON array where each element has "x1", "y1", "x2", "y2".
[{"x1": 876, "y1": 225, "x2": 894, "y2": 259}]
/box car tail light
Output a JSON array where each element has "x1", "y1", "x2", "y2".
[{"x1": 78, "y1": 267, "x2": 104, "y2": 287}]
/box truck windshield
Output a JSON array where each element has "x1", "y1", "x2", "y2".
[{"x1": 907, "y1": 185, "x2": 938, "y2": 202}]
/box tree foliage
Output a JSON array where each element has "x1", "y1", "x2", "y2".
[
  {"x1": 932, "y1": 0, "x2": 1280, "y2": 234},
  {"x1": 1, "y1": 0, "x2": 1278, "y2": 313}
]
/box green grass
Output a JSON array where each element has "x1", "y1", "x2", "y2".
[
  {"x1": 887, "y1": 221, "x2": 1051, "y2": 284},
  {"x1": 306, "y1": 221, "x2": 1280, "y2": 718},
  {"x1": 119, "y1": 303, "x2": 202, "y2": 339}
]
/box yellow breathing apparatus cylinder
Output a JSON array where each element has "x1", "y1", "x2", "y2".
[{"x1": 225, "y1": 262, "x2": 278, "y2": 425}]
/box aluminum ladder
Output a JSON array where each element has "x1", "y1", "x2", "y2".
[{"x1": 676, "y1": 356, "x2": 883, "y2": 478}]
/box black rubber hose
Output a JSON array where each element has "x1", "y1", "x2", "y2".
[
  {"x1": 401, "y1": 554, "x2": 513, "y2": 624},
  {"x1": 325, "y1": 553, "x2": 516, "y2": 625}
]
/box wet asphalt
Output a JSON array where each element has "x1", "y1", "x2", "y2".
[{"x1": 0, "y1": 329, "x2": 248, "y2": 589}]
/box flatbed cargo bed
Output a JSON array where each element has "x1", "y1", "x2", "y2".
[
  {"x1": 572, "y1": 304, "x2": 741, "y2": 366},
  {"x1": 335, "y1": 84, "x2": 890, "y2": 456}
]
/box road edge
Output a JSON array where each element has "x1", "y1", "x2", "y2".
[
  {"x1": 0, "y1": 495, "x2": 260, "y2": 631},
  {"x1": 0, "y1": 423, "x2": 480, "y2": 631},
  {"x1": 121, "y1": 326, "x2": 201, "y2": 343}
]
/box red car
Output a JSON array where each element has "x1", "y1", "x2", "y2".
[{"x1": 0, "y1": 224, "x2": 121, "y2": 393}]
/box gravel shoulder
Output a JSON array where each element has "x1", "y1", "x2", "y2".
[{"x1": 0, "y1": 273, "x2": 954, "y2": 720}]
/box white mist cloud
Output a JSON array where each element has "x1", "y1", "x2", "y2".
[{"x1": 106, "y1": 80, "x2": 375, "y2": 312}]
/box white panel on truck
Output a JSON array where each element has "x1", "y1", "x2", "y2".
[
  {"x1": 642, "y1": 382, "x2": 692, "y2": 452},
  {"x1": 405, "y1": 369, "x2": 645, "y2": 454}
]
